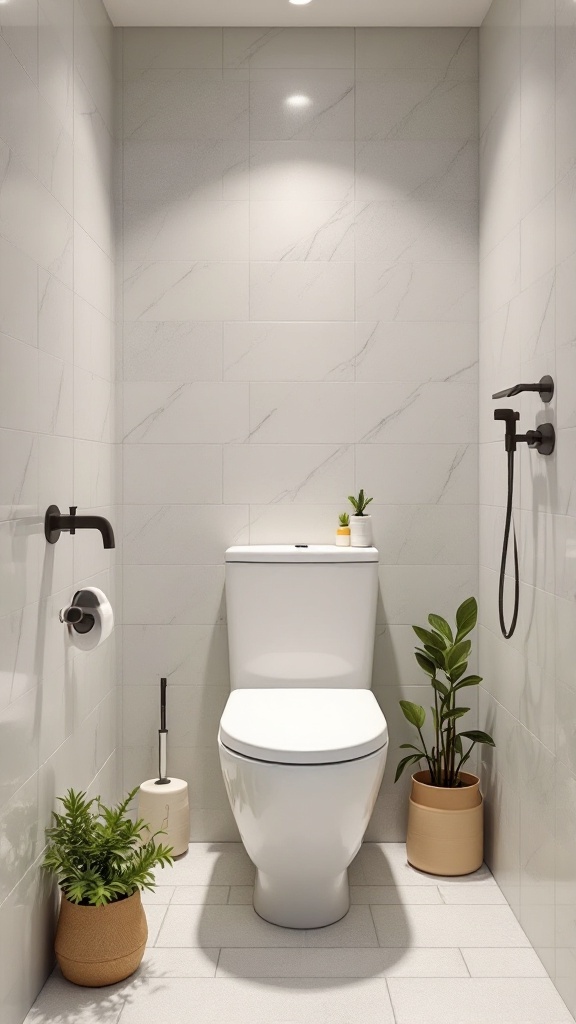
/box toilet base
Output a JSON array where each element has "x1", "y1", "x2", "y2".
[{"x1": 254, "y1": 869, "x2": 349, "y2": 929}]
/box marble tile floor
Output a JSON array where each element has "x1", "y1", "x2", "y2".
[{"x1": 25, "y1": 844, "x2": 575, "y2": 1024}]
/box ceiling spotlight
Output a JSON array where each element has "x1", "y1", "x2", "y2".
[
  {"x1": 286, "y1": 94, "x2": 312, "y2": 108},
  {"x1": 289, "y1": 0, "x2": 314, "y2": 5}
]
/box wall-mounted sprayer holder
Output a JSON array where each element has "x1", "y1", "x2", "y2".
[
  {"x1": 493, "y1": 408, "x2": 555, "y2": 455},
  {"x1": 492, "y1": 376, "x2": 555, "y2": 640}
]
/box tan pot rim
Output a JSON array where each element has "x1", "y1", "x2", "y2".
[
  {"x1": 412, "y1": 769, "x2": 480, "y2": 789},
  {"x1": 408, "y1": 796, "x2": 483, "y2": 816},
  {"x1": 60, "y1": 889, "x2": 139, "y2": 909}
]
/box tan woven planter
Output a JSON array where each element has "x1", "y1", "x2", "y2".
[
  {"x1": 406, "y1": 770, "x2": 483, "y2": 876},
  {"x1": 55, "y1": 890, "x2": 147, "y2": 987}
]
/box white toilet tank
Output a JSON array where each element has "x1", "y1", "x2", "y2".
[{"x1": 225, "y1": 544, "x2": 379, "y2": 689}]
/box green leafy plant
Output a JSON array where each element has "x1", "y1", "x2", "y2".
[
  {"x1": 348, "y1": 489, "x2": 373, "y2": 517},
  {"x1": 43, "y1": 789, "x2": 174, "y2": 906},
  {"x1": 338, "y1": 512, "x2": 350, "y2": 527},
  {"x1": 394, "y1": 597, "x2": 495, "y2": 787}
]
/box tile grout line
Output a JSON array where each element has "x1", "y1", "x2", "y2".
[{"x1": 151, "y1": 902, "x2": 171, "y2": 947}]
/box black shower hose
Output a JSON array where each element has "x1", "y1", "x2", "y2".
[{"x1": 499, "y1": 449, "x2": 519, "y2": 639}]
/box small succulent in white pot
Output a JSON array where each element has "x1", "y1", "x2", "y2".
[{"x1": 348, "y1": 489, "x2": 373, "y2": 547}]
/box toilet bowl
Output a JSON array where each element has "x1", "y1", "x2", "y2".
[
  {"x1": 218, "y1": 688, "x2": 388, "y2": 928},
  {"x1": 218, "y1": 544, "x2": 387, "y2": 929}
]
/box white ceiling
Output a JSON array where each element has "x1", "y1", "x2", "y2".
[{"x1": 103, "y1": 0, "x2": 493, "y2": 28}]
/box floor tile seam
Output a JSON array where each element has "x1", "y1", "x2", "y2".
[
  {"x1": 152, "y1": 902, "x2": 171, "y2": 946},
  {"x1": 385, "y1": 976, "x2": 399, "y2": 1024},
  {"x1": 458, "y1": 946, "x2": 472, "y2": 977},
  {"x1": 367, "y1": 902, "x2": 381, "y2": 946}
]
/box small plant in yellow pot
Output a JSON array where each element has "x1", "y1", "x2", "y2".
[
  {"x1": 43, "y1": 789, "x2": 173, "y2": 987},
  {"x1": 336, "y1": 512, "x2": 351, "y2": 546},
  {"x1": 395, "y1": 597, "x2": 495, "y2": 876}
]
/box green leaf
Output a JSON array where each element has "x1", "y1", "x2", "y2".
[
  {"x1": 422, "y1": 645, "x2": 445, "y2": 669},
  {"x1": 399, "y1": 700, "x2": 426, "y2": 729},
  {"x1": 413, "y1": 626, "x2": 447, "y2": 651},
  {"x1": 431, "y1": 678, "x2": 449, "y2": 698},
  {"x1": 412, "y1": 626, "x2": 444, "y2": 651},
  {"x1": 399, "y1": 743, "x2": 424, "y2": 752},
  {"x1": 441, "y1": 706, "x2": 470, "y2": 722},
  {"x1": 428, "y1": 613, "x2": 453, "y2": 644},
  {"x1": 453, "y1": 674, "x2": 483, "y2": 691},
  {"x1": 459, "y1": 729, "x2": 495, "y2": 746},
  {"x1": 42, "y1": 787, "x2": 174, "y2": 906},
  {"x1": 450, "y1": 661, "x2": 468, "y2": 682},
  {"x1": 394, "y1": 754, "x2": 422, "y2": 783},
  {"x1": 454, "y1": 735, "x2": 463, "y2": 756},
  {"x1": 455, "y1": 597, "x2": 478, "y2": 642},
  {"x1": 415, "y1": 651, "x2": 436, "y2": 678},
  {"x1": 445, "y1": 639, "x2": 472, "y2": 672}
]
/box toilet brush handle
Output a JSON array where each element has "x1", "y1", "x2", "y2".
[
  {"x1": 158, "y1": 729, "x2": 168, "y2": 783},
  {"x1": 160, "y1": 676, "x2": 167, "y2": 731}
]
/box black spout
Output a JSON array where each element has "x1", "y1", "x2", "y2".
[
  {"x1": 44, "y1": 505, "x2": 115, "y2": 548},
  {"x1": 492, "y1": 374, "x2": 554, "y2": 402}
]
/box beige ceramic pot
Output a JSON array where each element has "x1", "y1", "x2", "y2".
[
  {"x1": 55, "y1": 890, "x2": 147, "y2": 987},
  {"x1": 335, "y1": 527, "x2": 351, "y2": 547},
  {"x1": 406, "y1": 770, "x2": 483, "y2": 876}
]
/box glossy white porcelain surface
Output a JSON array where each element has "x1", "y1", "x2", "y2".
[
  {"x1": 220, "y1": 544, "x2": 387, "y2": 926},
  {"x1": 226, "y1": 557, "x2": 378, "y2": 689},
  {"x1": 226, "y1": 544, "x2": 379, "y2": 562},
  {"x1": 220, "y1": 688, "x2": 388, "y2": 763},
  {"x1": 219, "y1": 742, "x2": 388, "y2": 928}
]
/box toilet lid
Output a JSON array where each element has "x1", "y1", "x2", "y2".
[{"x1": 219, "y1": 689, "x2": 388, "y2": 765}]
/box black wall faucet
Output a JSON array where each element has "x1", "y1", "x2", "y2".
[{"x1": 44, "y1": 505, "x2": 115, "y2": 548}]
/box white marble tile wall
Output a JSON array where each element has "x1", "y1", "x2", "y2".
[
  {"x1": 0, "y1": 2, "x2": 118, "y2": 1021},
  {"x1": 120, "y1": 28, "x2": 479, "y2": 844},
  {"x1": 478, "y1": 0, "x2": 576, "y2": 1016}
]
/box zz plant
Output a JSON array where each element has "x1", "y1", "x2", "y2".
[
  {"x1": 348, "y1": 489, "x2": 373, "y2": 516},
  {"x1": 395, "y1": 597, "x2": 495, "y2": 787},
  {"x1": 43, "y1": 788, "x2": 174, "y2": 906}
]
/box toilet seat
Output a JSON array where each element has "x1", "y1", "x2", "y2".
[{"x1": 219, "y1": 688, "x2": 388, "y2": 765}]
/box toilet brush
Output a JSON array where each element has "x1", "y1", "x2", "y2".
[
  {"x1": 157, "y1": 676, "x2": 169, "y2": 784},
  {"x1": 137, "y1": 677, "x2": 190, "y2": 857}
]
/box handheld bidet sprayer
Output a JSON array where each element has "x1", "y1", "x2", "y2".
[{"x1": 492, "y1": 376, "x2": 555, "y2": 639}]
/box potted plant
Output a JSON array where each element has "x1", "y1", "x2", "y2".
[
  {"x1": 336, "y1": 512, "x2": 351, "y2": 546},
  {"x1": 348, "y1": 489, "x2": 374, "y2": 547},
  {"x1": 395, "y1": 597, "x2": 495, "y2": 876},
  {"x1": 43, "y1": 788, "x2": 173, "y2": 987}
]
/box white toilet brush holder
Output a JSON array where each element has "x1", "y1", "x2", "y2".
[
  {"x1": 138, "y1": 777, "x2": 189, "y2": 858},
  {"x1": 137, "y1": 677, "x2": 189, "y2": 858}
]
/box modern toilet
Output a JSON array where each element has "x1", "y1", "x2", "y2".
[{"x1": 218, "y1": 544, "x2": 388, "y2": 929}]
